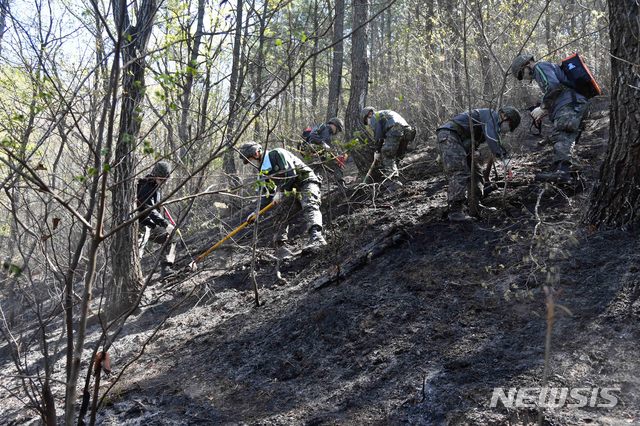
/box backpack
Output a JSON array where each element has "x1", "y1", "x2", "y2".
[
  {"x1": 560, "y1": 53, "x2": 602, "y2": 99},
  {"x1": 301, "y1": 126, "x2": 314, "y2": 144}
]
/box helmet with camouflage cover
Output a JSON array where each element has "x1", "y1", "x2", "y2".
[
  {"x1": 510, "y1": 54, "x2": 535, "y2": 80},
  {"x1": 499, "y1": 106, "x2": 521, "y2": 132},
  {"x1": 327, "y1": 117, "x2": 344, "y2": 132},
  {"x1": 238, "y1": 142, "x2": 261, "y2": 164},
  {"x1": 360, "y1": 106, "x2": 375, "y2": 124},
  {"x1": 150, "y1": 161, "x2": 171, "y2": 178}
]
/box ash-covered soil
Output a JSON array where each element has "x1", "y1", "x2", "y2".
[{"x1": 2, "y1": 102, "x2": 639, "y2": 425}]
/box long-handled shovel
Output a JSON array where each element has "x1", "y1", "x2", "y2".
[{"x1": 188, "y1": 201, "x2": 276, "y2": 271}]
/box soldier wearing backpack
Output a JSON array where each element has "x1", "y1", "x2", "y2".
[
  {"x1": 299, "y1": 117, "x2": 347, "y2": 188},
  {"x1": 510, "y1": 53, "x2": 593, "y2": 183}
]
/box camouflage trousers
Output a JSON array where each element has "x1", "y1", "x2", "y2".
[
  {"x1": 551, "y1": 100, "x2": 588, "y2": 165},
  {"x1": 273, "y1": 180, "x2": 323, "y2": 243},
  {"x1": 437, "y1": 129, "x2": 483, "y2": 207},
  {"x1": 371, "y1": 124, "x2": 411, "y2": 182},
  {"x1": 138, "y1": 223, "x2": 177, "y2": 264}
]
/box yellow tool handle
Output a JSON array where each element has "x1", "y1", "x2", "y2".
[{"x1": 194, "y1": 201, "x2": 276, "y2": 263}]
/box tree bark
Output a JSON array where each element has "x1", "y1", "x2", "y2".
[
  {"x1": 252, "y1": 0, "x2": 268, "y2": 137},
  {"x1": 178, "y1": 0, "x2": 206, "y2": 162},
  {"x1": 223, "y1": 0, "x2": 244, "y2": 192},
  {"x1": 311, "y1": 0, "x2": 319, "y2": 110},
  {"x1": 107, "y1": 0, "x2": 156, "y2": 320},
  {"x1": 0, "y1": 0, "x2": 9, "y2": 56},
  {"x1": 326, "y1": 0, "x2": 345, "y2": 120},
  {"x1": 345, "y1": 0, "x2": 371, "y2": 175},
  {"x1": 586, "y1": 0, "x2": 639, "y2": 227}
]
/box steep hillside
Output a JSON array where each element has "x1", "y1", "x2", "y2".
[{"x1": 2, "y1": 104, "x2": 639, "y2": 425}]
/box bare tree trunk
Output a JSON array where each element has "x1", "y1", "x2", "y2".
[
  {"x1": 178, "y1": 0, "x2": 206, "y2": 162},
  {"x1": 0, "y1": 0, "x2": 8, "y2": 56},
  {"x1": 345, "y1": 0, "x2": 371, "y2": 175},
  {"x1": 223, "y1": 0, "x2": 244, "y2": 192},
  {"x1": 326, "y1": 0, "x2": 345, "y2": 120},
  {"x1": 311, "y1": 0, "x2": 319, "y2": 109},
  {"x1": 586, "y1": 0, "x2": 639, "y2": 227},
  {"x1": 107, "y1": 0, "x2": 156, "y2": 321},
  {"x1": 253, "y1": 0, "x2": 268, "y2": 137}
]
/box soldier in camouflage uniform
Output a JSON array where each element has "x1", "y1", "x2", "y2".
[
  {"x1": 300, "y1": 117, "x2": 347, "y2": 188},
  {"x1": 360, "y1": 107, "x2": 416, "y2": 186},
  {"x1": 511, "y1": 54, "x2": 589, "y2": 182},
  {"x1": 437, "y1": 107, "x2": 521, "y2": 222},
  {"x1": 239, "y1": 142, "x2": 326, "y2": 257},
  {"x1": 137, "y1": 161, "x2": 178, "y2": 279}
]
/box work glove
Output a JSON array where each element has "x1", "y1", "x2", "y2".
[
  {"x1": 246, "y1": 212, "x2": 256, "y2": 224},
  {"x1": 272, "y1": 191, "x2": 285, "y2": 205},
  {"x1": 531, "y1": 106, "x2": 547, "y2": 123},
  {"x1": 373, "y1": 151, "x2": 381, "y2": 162},
  {"x1": 321, "y1": 142, "x2": 331, "y2": 151}
]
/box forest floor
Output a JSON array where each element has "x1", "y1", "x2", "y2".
[{"x1": 2, "y1": 100, "x2": 640, "y2": 425}]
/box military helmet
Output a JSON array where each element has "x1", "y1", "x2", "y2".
[
  {"x1": 327, "y1": 117, "x2": 344, "y2": 132},
  {"x1": 510, "y1": 54, "x2": 535, "y2": 80},
  {"x1": 238, "y1": 142, "x2": 261, "y2": 164},
  {"x1": 360, "y1": 106, "x2": 375, "y2": 124},
  {"x1": 150, "y1": 161, "x2": 171, "y2": 178},
  {"x1": 499, "y1": 106, "x2": 521, "y2": 132}
]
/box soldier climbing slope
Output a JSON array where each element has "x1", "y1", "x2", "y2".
[
  {"x1": 239, "y1": 142, "x2": 327, "y2": 259},
  {"x1": 436, "y1": 106, "x2": 521, "y2": 222},
  {"x1": 299, "y1": 117, "x2": 347, "y2": 188},
  {"x1": 137, "y1": 161, "x2": 178, "y2": 279},
  {"x1": 510, "y1": 53, "x2": 590, "y2": 183}
]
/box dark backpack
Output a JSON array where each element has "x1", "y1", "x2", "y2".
[{"x1": 560, "y1": 53, "x2": 602, "y2": 99}]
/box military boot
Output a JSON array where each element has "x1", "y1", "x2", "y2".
[
  {"x1": 447, "y1": 202, "x2": 473, "y2": 222},
  {"x1": 306, "y1": 226, "x2": 327, "y2": 251},
  {"x1": 275, "y1": 242, "x2": 296, "y2": 260},
  {"x1": 535, "y1": 162, "x2": 574, "y2": 184},
  {"x1": 160, "y1": 262, "x2": 178, "y2": 280}
]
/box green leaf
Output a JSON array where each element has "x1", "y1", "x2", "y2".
[
  {"x1": 2, "y1": 261, "x2": 22, "y2": 277},
  {"x1": 275, "y1": 38, "x2": 283, "y2": 47},
  {"x1": 103, "y1": 163, "x2": 111, "y2": 173}
]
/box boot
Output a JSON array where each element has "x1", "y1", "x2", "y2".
[
  {"x1": 306, "y1": 226, "x2": 327, "y2": 251},
  {"x1": 535, "y1": 162, "x2": 574, "y2": 184},
  {"x1": 275, "y1": 242, "x2": 296, "y2": 260},
  {"x1": 447, "y1": 202, "x2": 473, "y2": 222},
  {"x1": 160, "y1": 262, "x2": 178, "y2": 280},
  {"x1": 381, "y1": 179, "x2": 403, "y2": 194}
]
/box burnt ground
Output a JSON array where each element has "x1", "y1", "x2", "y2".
[{"x1": 1, "y1": 102, "x2": 640, "y2": 425}]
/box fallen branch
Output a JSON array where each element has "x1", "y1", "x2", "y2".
[{"x1": 312, "y1": 227, "x2": 406, "y2": 291}]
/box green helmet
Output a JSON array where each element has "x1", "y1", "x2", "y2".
[
  {"x1": 238, "y1": 142, "x2": 261, "y2": 164},
  {"x1": 327, "y1": 117, "x2": 344, "y2": 132},
  {"x1": 510, "y1": 54, "x2": 534, "y2": 80},
  {"x1": 150, "y1": 161, "x2": 171, "y2": 178},
  {"x1": 361, "y1": 106, "x2": 375, "y2": 124},
  {"x1": 499, "y1": 106, "x2": 521, "y2": 132}
]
